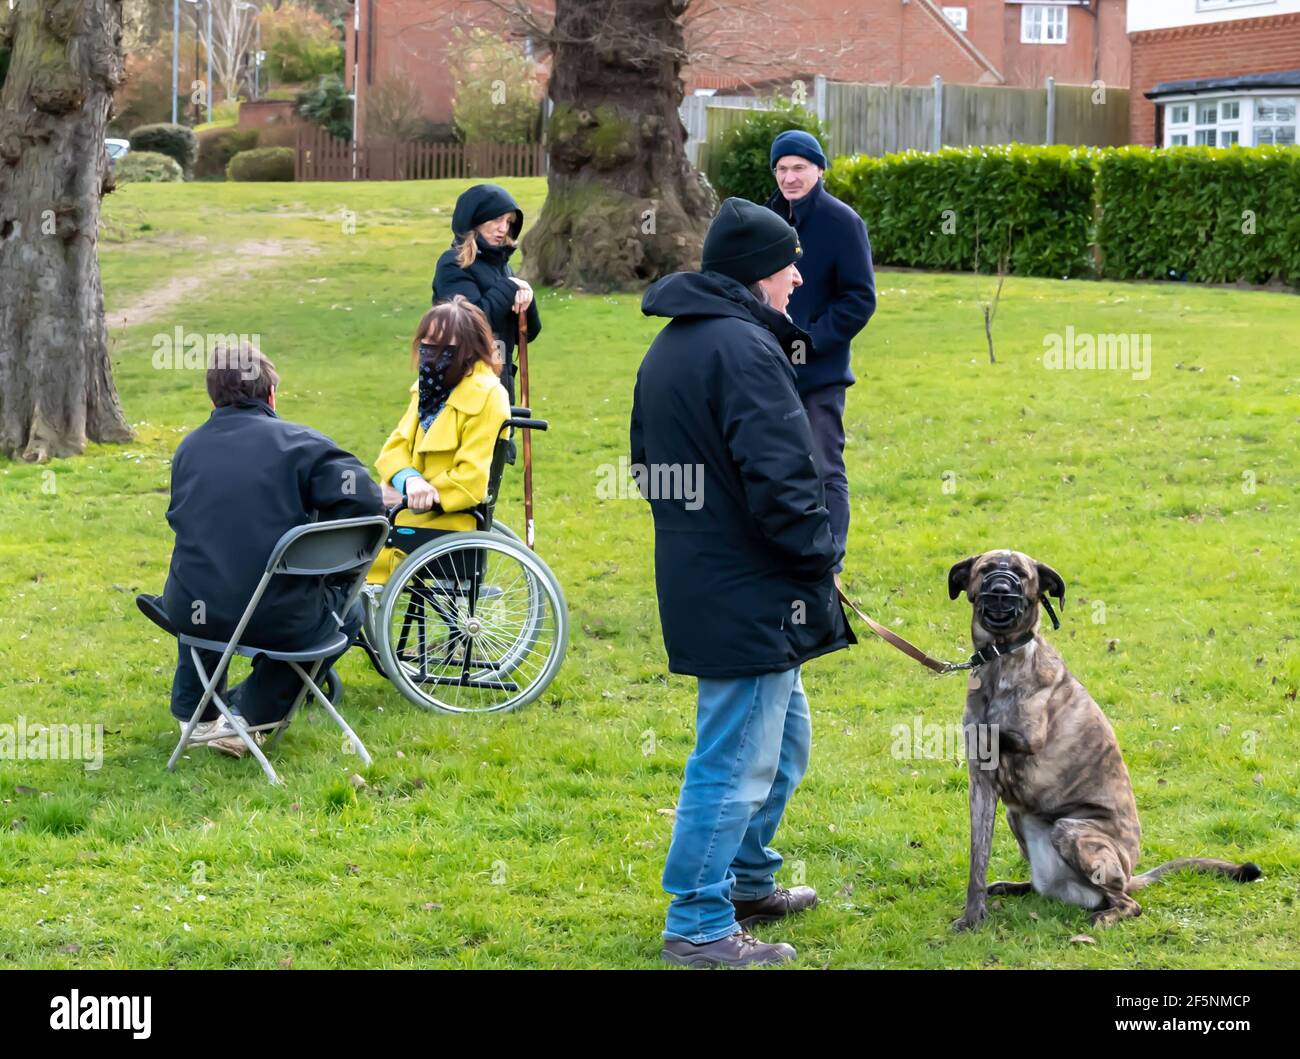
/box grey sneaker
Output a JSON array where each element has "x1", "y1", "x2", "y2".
[
  {"x1": 661, "y1": 929, "x2": 796, "y2": 967},
  {"x1": 178, "y1": 718, "x2": 223, "y2": 743}
]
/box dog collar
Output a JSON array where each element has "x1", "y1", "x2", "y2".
[{"x1": 966, "y1": 630, "x2": 1037, "y2": 670}]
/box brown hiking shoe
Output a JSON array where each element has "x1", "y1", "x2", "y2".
[
  {"x1": 732, "y1": 886, "x2": 818, "y2": 928},
  {"x1": 661, "y1": 929, "x2": 795, "y2": 967}
]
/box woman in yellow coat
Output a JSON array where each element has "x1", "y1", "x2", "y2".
[{"x1": 369, "y1": 296, "x2": 511, "y2": 584}]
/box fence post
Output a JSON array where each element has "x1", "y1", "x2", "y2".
[
  {"x1": 932, "y1": 75, "x2": 943, "y2": 154},
  {"x1": 1045, "y1": 76, "x2": 1056, "y2": 145}
]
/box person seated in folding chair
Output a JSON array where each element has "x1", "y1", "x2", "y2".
[
  {"x1": 368, "y1": 296, "x2": 511, "y2": 584},
  {"x1": 142, "y1": 342, "x2": 384, "y2": 759}
]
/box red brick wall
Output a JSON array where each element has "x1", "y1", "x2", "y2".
[
  {"x1": 682, "y1": 0, "x2": 1129, "y2": 90},
  {"x1": 341, "y1": 0, "x2": 1133, "y2": 145},
  {"x1": 1130, "y1": 12, "x2": 1300, "y2": 146},
  {"x1": 999, "y1": 0, "x2": 1130, "y2": 89}
]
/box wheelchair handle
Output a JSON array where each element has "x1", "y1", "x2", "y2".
[
  {"x1": 505, "y1": 417, "x2": 548, "y2": 432},
  {"x1": 385, "y1": 496, "x2": 444, "y2": 525}
]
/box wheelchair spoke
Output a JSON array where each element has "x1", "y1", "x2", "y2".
[{"x1": 378, "y1": 534, "x2": 567, "y2": 713}]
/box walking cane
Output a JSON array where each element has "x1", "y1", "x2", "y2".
[{"x1": 517, "y1": 313, "x2": 535, "y2": 550}]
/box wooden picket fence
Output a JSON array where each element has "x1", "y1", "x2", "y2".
[{"x1": 295, "y1": 126, "x2": 547, "y2": 181}]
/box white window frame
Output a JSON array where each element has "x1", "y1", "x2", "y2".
[
  {"x1": 1161, "y1": 90, "x2": 1296, "y2": 147},
  {"x1": 942, "y1": 6, "x2": 968, "y2": 31},
  {"x1": 1021, "y1": 4, "x2": 1068, "y2": 44}
]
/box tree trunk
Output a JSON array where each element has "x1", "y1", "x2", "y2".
[
  {"x1": 0, "y1": 0, "x2": 132, "y2": 463},
  {"x1": 522, "y1": 0, "x2": 715, "y2": 292}
]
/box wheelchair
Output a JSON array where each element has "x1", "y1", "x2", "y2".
[{"x1": 354, "y1": 409, "x2": 569, "y2": 714}]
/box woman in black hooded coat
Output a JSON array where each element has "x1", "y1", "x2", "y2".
[{"x1": 432, "y1": 183, "x2": 542, "y2": 407}]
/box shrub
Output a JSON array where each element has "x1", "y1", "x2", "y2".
[
  {"x1": 714, "y1": 98, "x2": 830, "y2": 204},
  {"x1": 111, "y1": 31, "x2": 197, "y2": 134},
  {"x1": 825, "y1": 145, "x2": 1098, "y2": 278},
  {"x1": 449, "y1": 27, "x2": 543, "y2": 144},
  {"x1": 226, "y1": 146, "x2": 295, "y2": 182},
  {"x1": 114, "y1": 151, "x2": 184, "y2": 184},
  {"x1": 1095, "y1": 145, "x2": 1300, "y2": 285},
  {"x1": 195, "y1": 126, "x2": 259, "y2": 180},
  {"x1": 296, "y1": 73, "x2": 351, "y2": 140},
  {"x1": 263, "y1": 2, "x2": 343, "y2": 84},
  {"x1": 368, "y1": 76, "x2": 430, "y2": 142},
  {"x1": 128, "y1": 122, "x2": 199, "y2": 177}
]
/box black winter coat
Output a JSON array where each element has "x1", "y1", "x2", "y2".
[
  {"x1": 630, "y1": 270, "x2": 855, "y2": 678},
  {"x1": 162, "y1": 400, "x2": 384, "y2": 649},
  {"x1": 432, "y1": 184, "x2": 541, "y2": 393}
]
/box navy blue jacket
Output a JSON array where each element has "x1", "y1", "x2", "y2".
[
  {"x1": 631, "y1": 270, "x2": 854, "y2": 678},
  {"x1": 764, "y1": 178, "x2": 876, "y2": 396},
  {"x1": 163, "y1": 401, "x2": 383, "y2": 648}
]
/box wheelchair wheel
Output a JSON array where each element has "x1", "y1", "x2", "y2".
[
  {"x1": 489, "y1": 521, "x2": 522, "y2": 545},
  {"x1": 375, "y1": 531, "x2": 567, "y2": 714}
]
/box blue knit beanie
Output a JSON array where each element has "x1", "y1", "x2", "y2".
[{"x1": 770, "y1": 129, "x2": 828, "y2": 171}]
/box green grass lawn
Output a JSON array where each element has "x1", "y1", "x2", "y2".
[{"x1": 0, "y1": 178, "x2": 1296, "y2": 968}]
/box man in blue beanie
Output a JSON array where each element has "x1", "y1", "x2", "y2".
[{"x1": 765, "y1": 129, "x2": 876, "y2": 574}]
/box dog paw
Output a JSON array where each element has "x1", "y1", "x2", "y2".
[{"x1": 951, "y1": 910, "x2": 986, "y2": 932}]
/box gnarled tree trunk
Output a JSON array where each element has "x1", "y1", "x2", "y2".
[
  {"x1": 522, "y1": 0, "x2": 715, "y2": 292},
  {"x1": 0, "y1": 0, "x2": 132, "y2": 463}
]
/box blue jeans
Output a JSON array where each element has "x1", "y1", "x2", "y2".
[{"x1": 662, "y1": 666, "x2": 812, "y2": 943}]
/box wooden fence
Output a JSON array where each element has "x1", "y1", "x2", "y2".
[
  {"x1": 295, "y1": 127, "x2": 547, "y2": 181},
  {"x1": 693, "y1": 76, "x2": 1131, "y2": 186}
]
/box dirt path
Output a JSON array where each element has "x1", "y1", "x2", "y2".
[{"x1": 108, "y1": 239, "x2": 317, "y2": 331}]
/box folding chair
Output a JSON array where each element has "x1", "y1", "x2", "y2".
[{"x1": 164, "y1": 515, "x2": 390, "y2": 785}]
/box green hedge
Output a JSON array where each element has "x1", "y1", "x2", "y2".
[
  {"x1": 127, "y1": 123, "x2": 199, "y2": 178},
  {"x1": 195, "y1": 126, "x2": 259, "y2": 180},
  {"x1": 819, "y1": 143, "x2": 1300, "y2": 286},
  {"x1": 1095, "y1": 145, "x2": 1300, "y2": 285},
  {"x1": 114, "y1": 151, "x2": 184, "y2": 184},
  {"x1": 227, "y1": 146, "x2": 295, "y2": 182},
  {"x1": 826, "y1": 145, "x2": 1097, "y2": 278}
]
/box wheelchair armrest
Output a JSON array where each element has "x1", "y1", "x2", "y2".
[
  {"x1": 505, "y1": 417, "x2": 547, "y2": 432},
  {"x1": 510, "y1": 405, "x2": 531, "y2": 418}
]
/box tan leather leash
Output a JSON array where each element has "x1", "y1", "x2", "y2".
[{"x1": 837, "y1": 588, "x2": 975, "y2": 675}]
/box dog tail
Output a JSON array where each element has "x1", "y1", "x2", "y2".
[{"x1": 1126, "y1": 857, "x2": 1262, "y2": 893}]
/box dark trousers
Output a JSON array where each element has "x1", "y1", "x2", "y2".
[
  {"x1": 802, "y1": 385, "x2": 849, "y2": 570},
  {"x1": 498, "y1": 357, "x2": 518, "y2": 464},
  {"x1": 170, "y1": 596, "x2": 364, "y2": 727}
]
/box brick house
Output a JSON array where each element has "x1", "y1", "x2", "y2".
[
  {"x1": 1129, "y1": 0, "x2": 1300, "y2": 146},
  {"x1": 343, "y1": 0, "x2": 553, "y2": 145},
  {"x1": 688, "y1": 1, "x2": 1130, "y2": 92},
  {"x1": 343, "y1": 1, "x2": 1129, "y2": 147}
]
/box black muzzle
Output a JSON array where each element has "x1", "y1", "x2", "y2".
[{"x1": 976, "y1": 567, "x2": 1027, "y2": 631}]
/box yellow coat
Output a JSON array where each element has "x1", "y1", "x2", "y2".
[{"x1": 368, "y1": 359, "x2": 510, "y2": 583}]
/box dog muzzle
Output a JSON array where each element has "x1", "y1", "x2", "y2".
[{"x1": 976, "y1": 568, "x2": 1027, "y2": 631}]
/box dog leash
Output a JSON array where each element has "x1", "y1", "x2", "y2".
[{"x1": 836, "y1": 588, "x2": 1052, "y2": 675}]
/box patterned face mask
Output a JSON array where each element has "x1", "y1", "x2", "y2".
[{"x1": 417, "y1": 342, "x2": 456, "y2": 430}]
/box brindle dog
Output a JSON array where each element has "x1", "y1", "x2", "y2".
[{"x1": 948, "y1": 550, "x2": 1261, "y2": 930}]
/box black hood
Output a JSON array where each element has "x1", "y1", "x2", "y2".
[
  {"x1": 641, "y1": 270, "x2": 811, "y2": 360},
  {"x1": 451, "y1": 183, "x2": 524, "y2": 239}
]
